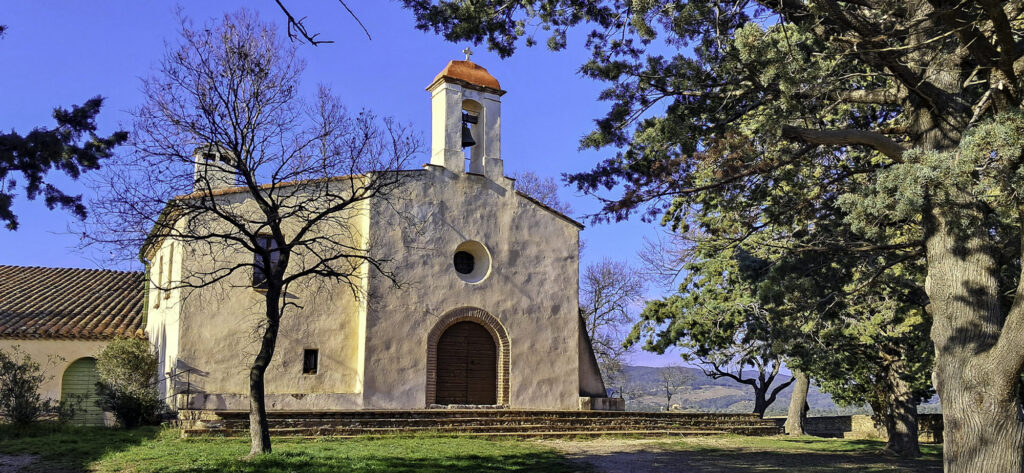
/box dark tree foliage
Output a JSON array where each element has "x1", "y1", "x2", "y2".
[
  {"x1": 630, "y1": 239, "x2": 797, "y2": 418},
  {"x1": 0, "y1": 97, "x2": 127, "y2": 230},
  {"x1": 402, "y1": 1, "x2": 1024, "y2": 470}
]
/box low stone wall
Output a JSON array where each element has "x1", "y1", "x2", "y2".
[
  {"x1": 773, "y1": 414, "x2": 943, "y2": 443},
  {"x1": 578, "y1": 397, "x2": 625, "y2": 411},
  {"x1": 175, "y1": 409, "x2": 783, "y2": 437}
]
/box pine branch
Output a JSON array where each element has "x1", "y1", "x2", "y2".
[{"x1": 781, "y1": 125, "x2": 906, "y2": 162}]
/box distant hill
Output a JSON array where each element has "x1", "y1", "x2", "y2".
[{"x1": 617, "y1": 365, "x2": 940, "y2": 416}]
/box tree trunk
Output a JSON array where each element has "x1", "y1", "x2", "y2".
[
  {"x1": 933, "y1": 353, "x2": 1024, "y2": 472},
  {"x1": 752, "y1": 385, "x2": 768, "y2": 418},
  {"x1": 925, "y1": 197, "x2": 1024, "y2": 472},
  {"x1": 248, "y1": 288, "x2": 282, "y2": 456},
  {"x1": 785, "y1": 369, "x2": 809, "y2": 436},
  {"x1": 886, "y1": 366, "x2": 920, "y2": 458},
  {"x1": 933, "y1": 350, "x2": 1024, "y2": 472},
  {"x1": 869, "y1": 398, "x2": 895, "y2": 446}
]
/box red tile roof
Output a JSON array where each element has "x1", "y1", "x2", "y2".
[
  {"x1": 0, "y1": 265, "x2": 145, "y2": 340},
  {"x1": 428, "y1": 60, "x2": 504, "y2": 94}
]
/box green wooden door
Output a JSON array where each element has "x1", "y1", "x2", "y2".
[{"x1": 61, "y1": 358, "x2": 104, "y2": 426}]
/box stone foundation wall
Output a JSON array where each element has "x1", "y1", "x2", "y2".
[
  {"x1": 774, "y1": 414, "x2": 943, "y2": 443},
  {"x1": 578, "y1": 397, "x2": 625, "y2": 411}
]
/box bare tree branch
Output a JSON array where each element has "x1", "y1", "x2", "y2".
[{"x1": 273, "y1": 0, "x2": 372, "y2": 45}]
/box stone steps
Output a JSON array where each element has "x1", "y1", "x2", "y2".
[
  {"x1": 185, "y1": 423, "x2": 781, "y2": 435},
  {"x1": 183, "y1": 428, "x2": 742, "y2": 439},
  {"x1": 206, "y1": 409, "x2": 765, "y2": 419},
  {"x1": 237, "y1": 421, "x2": 768, "y2": 430},
  {"x1": 178, "y1": 409, "x2": 783, "y2": 438}
]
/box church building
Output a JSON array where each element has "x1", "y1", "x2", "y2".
[{"x1": 137, "y1": 58, "x2": 610, "y2": 412}]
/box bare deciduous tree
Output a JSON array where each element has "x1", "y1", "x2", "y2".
[
  {"x1": 579, "y1": 258, "x2": 645, "y2": 389},
  {"x1": 601, "y1": 356, "x2": 641, "y2": 403},
  {"x1": 511, "y1": 171, "x2": 573, "y2": 216},
  {"x1": 658, "y1": 364, "x2": 691, "y2": 411},
  {"x1": 84, "y1": 11, "x2": 420, "y2": 455}
]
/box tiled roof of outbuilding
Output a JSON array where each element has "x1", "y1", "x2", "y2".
[{"x1": 0, "y1": 265, "x2": 145, "y2": 340}]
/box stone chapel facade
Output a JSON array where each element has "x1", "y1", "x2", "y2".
[{"x1": 141, "y1": 59, "x2": 609, "y2": 411}]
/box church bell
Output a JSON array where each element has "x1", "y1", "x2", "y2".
[{"x1": 461, "y1": 112, "x2": 478, "y2": 148}]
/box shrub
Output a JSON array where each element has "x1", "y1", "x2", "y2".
[
  {"x1": 0, "y1": 347, "x2": 53, "y2": 425},
  {"x1": 95, "y1": 338, "x2": 163, "y2": 428},
  {"x1": 54, "y1": 393, "x2": 86, "y2": 425}
]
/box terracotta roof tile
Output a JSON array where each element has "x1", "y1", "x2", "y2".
[
  {"x1": 0, "y1": 265, "x2": 145, "y2": 340},
  {"x1": 429, "y1": 60, "x2": 504, "y2": 93}
]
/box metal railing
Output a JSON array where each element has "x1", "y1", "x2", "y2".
[{"x1": 152, "y1": 367, "x2": 196, "y2": 412}]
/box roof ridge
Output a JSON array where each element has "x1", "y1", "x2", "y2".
[{"x1": 0, "y1": 264, "x2": 143, "y2": 275}]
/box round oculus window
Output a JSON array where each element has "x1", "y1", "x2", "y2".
[
  {"x1": 453, "y1": 240, "x2": 491, "y2": 283},
  {"x1": 453, "y1": 251, "x2": 475, "y2": 274}
]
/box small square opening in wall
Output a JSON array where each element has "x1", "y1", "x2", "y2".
[{"x1": 303, "y1": 349, "x2": 318, "y2": 375}]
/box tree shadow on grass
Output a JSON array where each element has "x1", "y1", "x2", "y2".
[
  {"x1": 562, "y1": 442, "x2": 942, "y2": 473},
  {"x1": 756, "y1": 437, "x2": 942, "y2": 454},
  {"x1": 182, "y1": 450, "x2": 582, "y2": 473},
  {"x1": 0, "y1": 423, "x2": 162, "y2": 473}
]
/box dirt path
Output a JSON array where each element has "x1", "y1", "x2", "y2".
[
  {"x1": 541, "y1": 437, "x2": 943, "y2": 473},
  {"x1": 0, "y1": 455, "x2": 38, "y2": 473}
]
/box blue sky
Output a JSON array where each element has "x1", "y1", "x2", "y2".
[{"x1": 1, "y1": 1, "x2": 680, "y2": 366}]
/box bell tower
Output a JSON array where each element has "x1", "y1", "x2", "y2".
[
  {"x1": 426, "y1": 51, "x2": 506, "y2": 180},
  {"x1": 192, "y1": 143, "x2": 236, "y2": 192}
]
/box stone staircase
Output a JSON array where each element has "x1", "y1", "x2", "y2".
[{"x1": 178, "y1": 409, "x2": 783, "y2": 438}]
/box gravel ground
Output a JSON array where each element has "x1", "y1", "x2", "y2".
[
  {"x1": 0, "y1": 455, "x2": 38, "y2": 473},
  {"x1": 540, "y1": 437, "x2": 942, "y2": 473}
]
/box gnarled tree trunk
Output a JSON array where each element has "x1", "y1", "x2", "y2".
[
  {"x1": 932, "y1": 348, "x2": 1024, "y2": 472},
  {"x1": 785, "y1": 369, "x2": 809, "y2": 436},
  {"x1": 751, "y1": 376, "x2": 794, "y2": 418},
  {"x1": 926, "y1": 196, "x2": 1024, "y2": 472}
]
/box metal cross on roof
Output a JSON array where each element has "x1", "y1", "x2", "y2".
[{"x1": 462, "y1": 47, "x2": 473, "y2": 61}]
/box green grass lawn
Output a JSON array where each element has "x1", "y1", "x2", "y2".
[
  {"x1": 0, "y1": 425, "x2": 580, "y2": 473},
  {"x1": 0, "y1": 425, "x2": 943, "y2": 473}
]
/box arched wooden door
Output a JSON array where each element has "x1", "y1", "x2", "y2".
[
  {"x1": 61, "y1": 358, "x2": 104, "y2": 426},
  {"x1": 435, "y1": 321, "x2": 497, "y2": 405}
]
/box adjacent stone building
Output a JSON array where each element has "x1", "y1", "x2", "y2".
[{"x1": 0, "y1": 265, "x2": 145, "y2": 425}]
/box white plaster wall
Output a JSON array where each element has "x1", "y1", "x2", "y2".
[
  {"x1": 146, "y1": 233, "x2": 184, "y2": 402},
  {"x1": 0, "y1": 339, "x2": 109, "y2": 400},
  {"x1": 159, "y1": 168, "x2": 581, "y2": 411},
  {"x1": 168, "y1": 191, "x2": 370, "y2": 410},
  {"x1": 362, "y1": 167, "x2": 581, "y2": 409}
]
